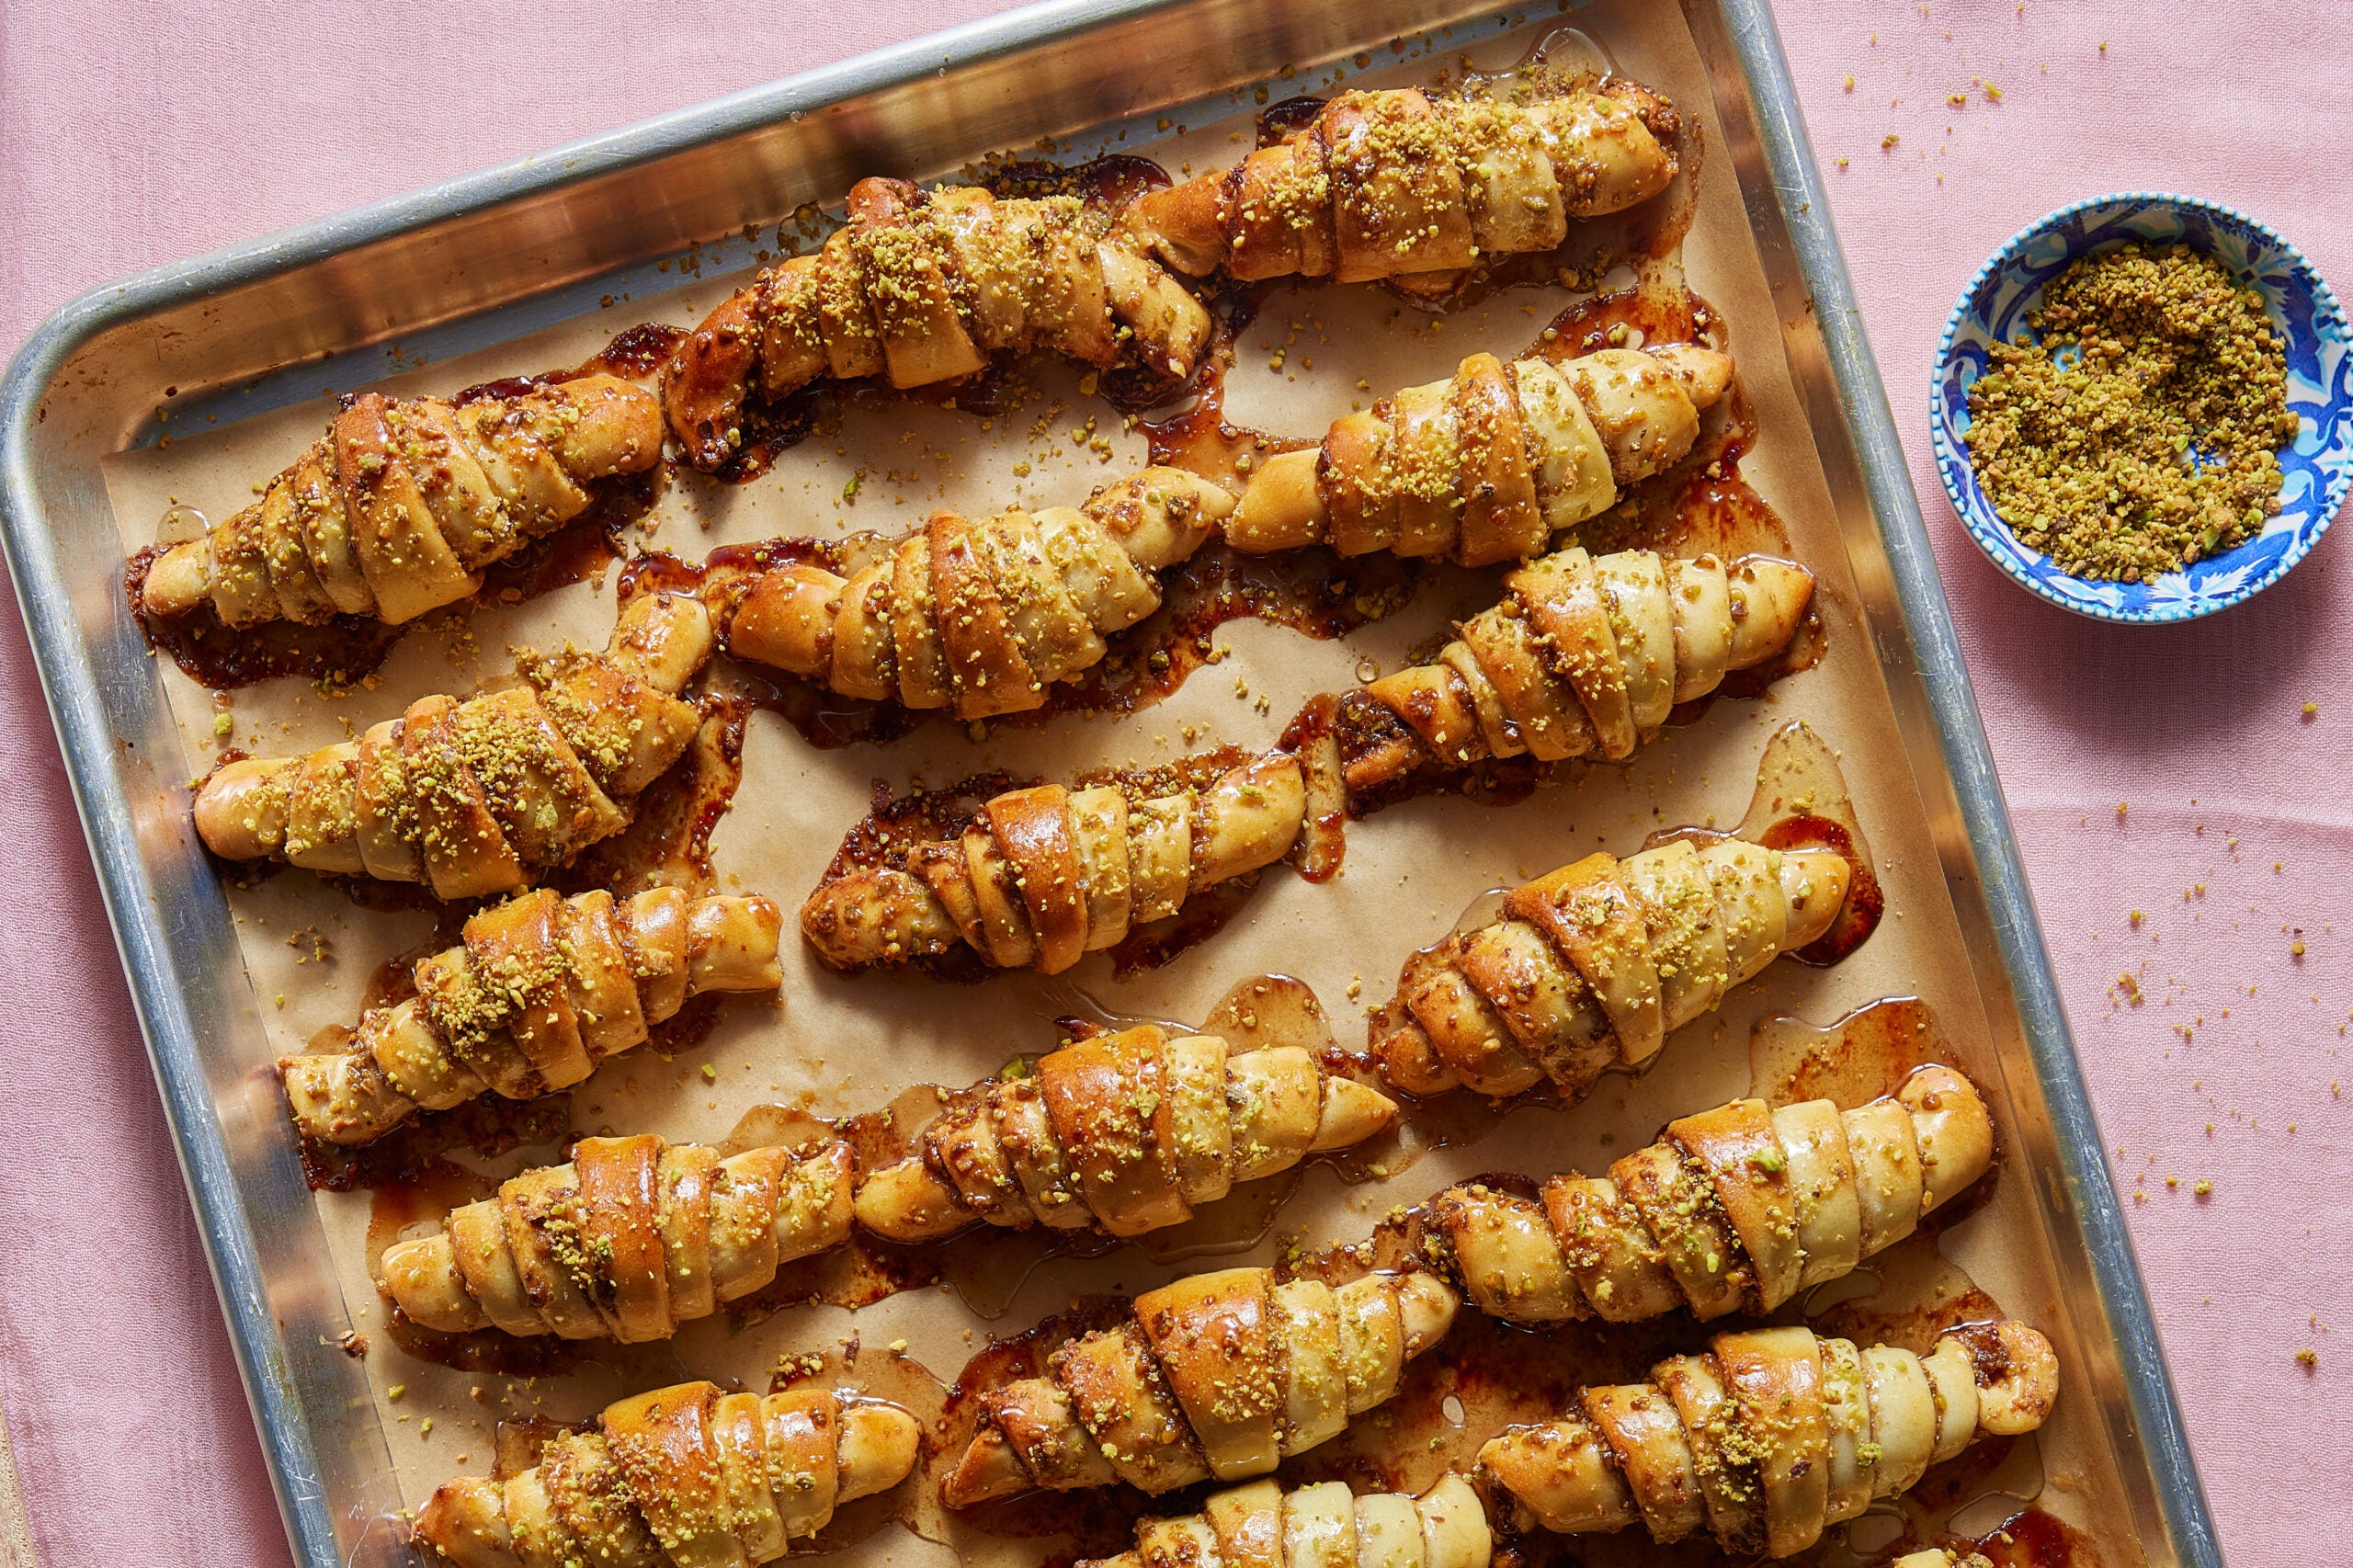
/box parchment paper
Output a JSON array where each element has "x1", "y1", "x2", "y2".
[{"x1": 99, "y1": 3, "x2": 2140, "y2": 1563}]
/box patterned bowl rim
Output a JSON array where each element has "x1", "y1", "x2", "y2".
[{"x1": 1929, "y1": 189, "x2": 2350, "y2": 625}]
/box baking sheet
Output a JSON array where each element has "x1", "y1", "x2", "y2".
[{"x1": 85, "y1": 2, "x2": 2149, "y2": 1563}]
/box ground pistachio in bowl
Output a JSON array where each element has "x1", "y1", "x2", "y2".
[
  {"x1": 1964, "y1": 244, "x2": 2295, "y2": 582},
  {"x1": 1932, "y1": 192, "x2": 2351, "y2": 624}
]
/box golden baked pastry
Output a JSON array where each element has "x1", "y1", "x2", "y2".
[
  {"x1": 1348, "y1": 545, "x2": 1811, "y2": 780},
  {"x1": 855, "y1": 1022, "x2": 1395, "y2": 1243},
  {"x1": 663, "y1": 178, "x2": 1214, "y2": 468},
  {"x1": 281, "y1": 885, "x2": 782, "y2": 1146},
  {"x1": 1481, "y1": 1321, "x2": 2056, "y2": 1556},
  {"x1": 945, "y1": 1266, "x2": 1458, "y2": 1505},
  {"x1": 1429, "y1": 1066, "x2": 1994, "y2": 1323},
  {"x1": 715, "y1": 335, "x2": 1739, "y2": 722},
  {"x1": 716, "y1": 468, "x2": 1230, "y2": 720},
  {"x1": 378, "y1": 1022, "x2": 1398, "y2": 1338},
  {"x1": 1372, "y1": 832, "x2": 1851, "y2": 1097},
  {"x1": 1222, "y1": 345, "x2": 1732, "y2": 566},
  {"x1": 381, "y1": 1132, "x2": 855, "y2": 1343},
  {"x1": 1122, "y1": 83, "x2": 1677, "y2": 287},
  {"x1": 801, "y1": 742, "x2": 1339, "y2": 974},
  {"x1": 1080, "y1": 1476, "x2": 1492, "y2": 1568},
  {"x1": 413, "y1": 1382, "x2": 921, "y2": 1567},
  {"x1": 194, "y1": 589, "x2": 710, "y2": 899},
  {"x1": 797, "y1": 544, "x2": 1813, "y2": 975},
  {"x1": 140, "y1": 374, "x2": 663, "y2": 628}
]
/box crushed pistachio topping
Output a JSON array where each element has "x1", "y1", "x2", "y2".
[{"x1": 1965, "y1": 244, "x2": 2295, "y2": 582}]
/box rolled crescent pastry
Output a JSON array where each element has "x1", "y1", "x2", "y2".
[
  {"x1": 839, "y1": 726, "x2": 1854, "y2": 1095},
  {"x1": 800, "y1": 737, "x2": 1342, "y2": 974},
  {"x1": 724, "y1": 335, "x2": 1742, "y2": 722},
  {"x1": 1431, "y1": 1066, "x2": 1995, "y2": 1324},
  {"x1": 413, "y1": 1382, "x2": 922, "y2": 1568},
  {"x1": 798, "y1": 538, "x2": 1813, "y2": 974},
  {"x1": 193, "y1": 589, "x2": 712, "y2": 900},
  {"x1": 1480, "y1": 1320, "x2": 2058, "y2": 1557},
  {"x1": 1122, "y1": 84, "x2": 1677, "y2": 286},
  {"x1": 944, "y1": 1267, "x2": 1460, "y2": 1505},
  {"x1": 664, "y1": 177, "x2": 1213, "y2": 470},
  {"x1": 1223, "y1": 344, "x2": 1733, "y2": 566},
  {"x1": 1372, "y1": 832, "x2": 1852, "y2": 1098},
  {"x1": 280, "y1": 885, "x2": 783, "y2": 1146},
  {"x1": 855, "y1": 1022, "x2": 1396, "y2": 1244},
  {"x1": 1347, "y1": 544, "x2": 1813, "y2": 788},
  {"x1": 381, "y1": 1132, "x2": 855, "y2": 1343},
  {"x1": 139, "y1": 374, "x2": 663, "y2": 629},
  {"x1": 1079, "y1": 1475, "x2": 1493, "y2": 1568},
  {"x1": 719, "y1": 468, "x2": 1232, "y2": 720}
]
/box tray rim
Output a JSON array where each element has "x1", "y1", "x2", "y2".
[
  {"x1": 1705, "y1": 8, "x2": 2221, "y2": 1564},
  {"x1": 0, "y1": 0, "x2": 2222, "y2": 1563}
]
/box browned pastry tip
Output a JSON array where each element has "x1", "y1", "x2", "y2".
[{"x1": 141, "y1": 374, "x2": 663, "y2": 628}]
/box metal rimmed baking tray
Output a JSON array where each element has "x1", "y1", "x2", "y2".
[{"x1": 0, "y1": 1, "x2": 2220, "y2": 1565}]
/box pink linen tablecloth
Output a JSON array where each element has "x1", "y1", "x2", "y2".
[{"x1": 0, "y1": 1, "x2": 2342, "y2": 1561}]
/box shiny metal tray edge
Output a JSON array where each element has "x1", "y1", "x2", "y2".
[
  {"x1": 0, "y1": 0, "x2": 2221, "y2": 1563},
  {"x1": 1702, "y1": 6, "x2": 2218, "y2": 1562}
]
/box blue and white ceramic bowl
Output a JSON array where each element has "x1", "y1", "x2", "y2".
[{"x1": 1931, "y1": 192, "x2": 2351, "y2": 623}]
